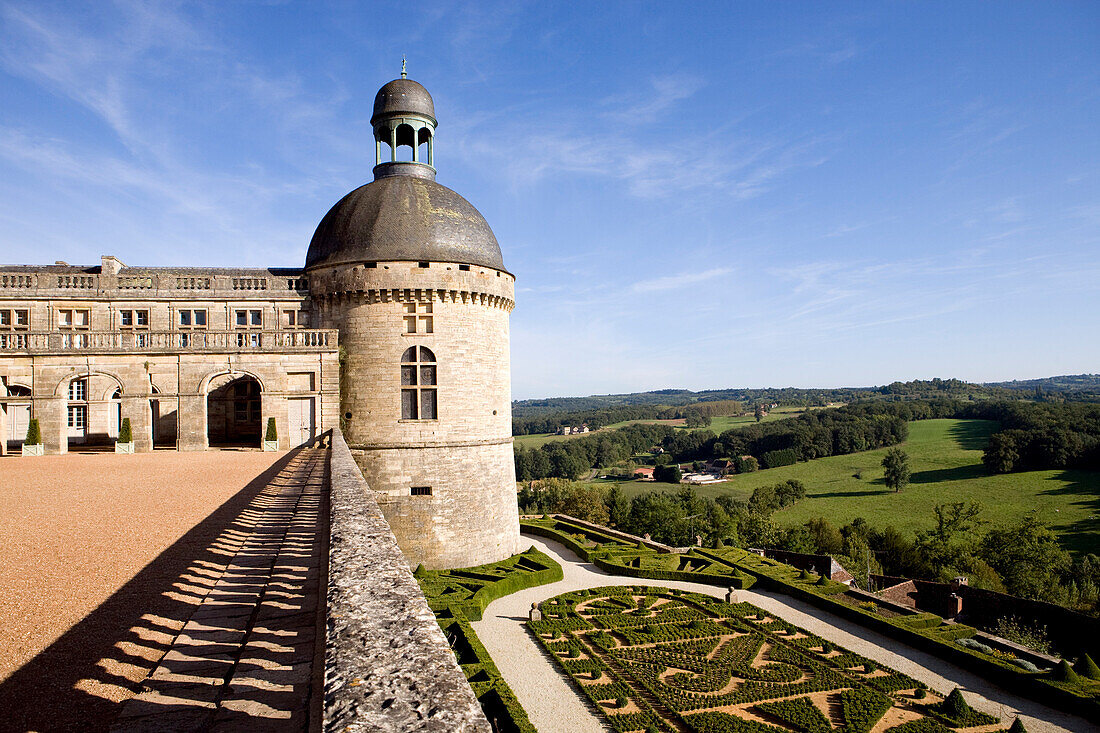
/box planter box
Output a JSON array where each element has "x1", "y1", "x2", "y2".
[
  {"x1": 263, "y1": 440, "x2": 279, "y2": 452},
  {"x1": 114, "y1": 442, "x2": 135, "y2": 454},
  {"x1": 21, "y1": 443, "x2": 44, "y2": 456}
]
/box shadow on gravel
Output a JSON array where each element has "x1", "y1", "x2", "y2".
[{"x1": 0, "y1": 448, "x2": 304, "y2": 733}]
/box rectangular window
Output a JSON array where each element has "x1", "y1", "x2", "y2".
[
  {"x1": 401, "y1": 389, "x2": 418, "y2": 419},
  {"x1": 177, "y1": 309, "x2": 207, "y2": 328},
  {"x1": 0, "y1": 309, "x2": 29, "y2": 330},
  {"x1": 420, "y1": 389, "x2": 437, "y2": 420},
  {"x1": 68, "y1": 379, "x2": 87, "y2": 401},
  {"x1": 67, "y1": 405, "x2": 86, "y2": 429},
  {"x1": 401, "y1": 365, "x2": 417, "y2": 385},
  {"x1": 403, "y1": 302, "x2": 433, "y2": 333},
  {"x1": 118, "y1": 309, "x2": 149, "y2": 329},
  {"x1": 282, "y1": 309, "x2": 310, "y2": 328},
  {"x1": 411, "y1": 486, "x2": 432, "y2": 496},
  {"x1": 419, "y1": 365, "x2": 436, "y2": 385},
  {"x1": 459, "y1": 264, "x2": 470, "y2": 271},
  {"x1": 234, "y1": 309, "x2": 263, "y2": 328},
  {"x1": 57, "y1": 308, "x2": 89, "y2": 329}
]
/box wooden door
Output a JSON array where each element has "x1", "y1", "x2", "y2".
[{"x1": 287, "y1": 397, "x2": 315, "y2": 446}]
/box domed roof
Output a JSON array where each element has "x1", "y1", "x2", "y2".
[
  {"x1": 372, "y1": 78, "x2": 436, "y2": 125},
  {"x1": 305, "y1": 175, "x2": 504, "y2": 271}
]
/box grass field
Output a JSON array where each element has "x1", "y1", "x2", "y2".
[
  {"x1": 619, "y1": 419, "x2": 1100, "y2": 554},
  {"x1": 513, "y1": 406, "x2": 810, "y2": 449}
]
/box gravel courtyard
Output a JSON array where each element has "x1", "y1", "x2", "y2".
[{"x1": 0, "y1": 449, "x2": 298, "y2": 731}]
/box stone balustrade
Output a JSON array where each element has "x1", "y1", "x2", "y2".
[{"x1": 0, "y1": 329, "x2": 338, "y2": 354}]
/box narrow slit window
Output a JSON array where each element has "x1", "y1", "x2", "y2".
[{"x1": 411, "y1": 486, "x2": 432, "y2": 496}]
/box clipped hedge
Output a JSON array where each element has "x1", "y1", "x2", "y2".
[{"x1": 419, "y1": 548, "x2": 564, "y2": 733}]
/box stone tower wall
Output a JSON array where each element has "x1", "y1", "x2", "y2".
[{"x1": 311, "y1": 260, "x2": 520, "y2": 569}]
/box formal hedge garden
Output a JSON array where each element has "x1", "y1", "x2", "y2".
[
  {"x1": 417, "y1": 546, "x2": 563, "y2": 733},
  {"x1": 521, "y1": 515, "x2": 1100, "y2": 725},
  {"x1": 529, "y1": 584, "x2": 1014, "y2": 733}
]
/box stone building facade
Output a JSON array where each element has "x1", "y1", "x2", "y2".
[
  {"x1": 0, "y1": 71, "x2": 520, "y2": 570},
  {"x1": 0, "y1": 258, "x2": 339, "y2": 454}
]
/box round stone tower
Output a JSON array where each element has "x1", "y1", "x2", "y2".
[{"x1": 306, "y1": 70, "x2": 520, "y2": 569}]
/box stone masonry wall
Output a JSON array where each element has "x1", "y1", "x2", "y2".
[
  {"x1": 313, "y1": 260, "x2": 520, "y2": 570},
  {"x1": 325, "y1": 427, "x2": 490, "y2": 733}
]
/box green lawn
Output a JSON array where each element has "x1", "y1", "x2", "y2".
[{"x1": 620, "y1": 419, "x2": 1100, "y2": 554}]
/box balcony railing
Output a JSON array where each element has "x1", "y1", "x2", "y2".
[{"x1": 0, "y1": 329, "x2": 338, "y2": 354}]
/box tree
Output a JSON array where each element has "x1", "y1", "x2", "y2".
[
  {"x1": 735, "y1": 455, "x2": 758, "y2": 473},
  {"x1": 981, "y1": 514, "x2": 1072, "y2": 602},
  {"x1": 754, "y1": 404, "x2": 765, "y2": 422},
  {"x1": 683, "y1": 410, "x2": 711, "y2": 428},
  {"x1": 653, "y1": 464, "x2": 682, "y2": 484},
  {"x1": 605, "y1": 484, "x2": 630, "y2": 528},
  {"x1": 624, "y1": 492, "x2": 686, "y2": 545},
  {"x1": 881, "y1": 447, "x2": 911, "y2": 492},
  {"x1": 983, "y1": 431, "x2": 1019, "y2": 473},
  {"x1": 560, "y1": 484, "x2": 609, "y2": 525},
  {"x1": 805, "y1": 517, "x2": 843, "y2": 555}
]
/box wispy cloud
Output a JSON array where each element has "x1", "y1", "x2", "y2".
[
  {"x1": 601, "y1": 74, "x2": 704, "y2": 124},
  {"x1": 631, "y1": 267, "x2": 732, "y2": 293}
]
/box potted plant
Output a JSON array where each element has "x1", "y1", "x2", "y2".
[
  {"x1": 22, "y1": 418, "x2": 43, "y2": 456},
  {"x1": 263, "y1": 417, "x2": 278, "y2": 451},
  {"x1": 115, "y1": 417, "x2": 134, "y2": 453}
]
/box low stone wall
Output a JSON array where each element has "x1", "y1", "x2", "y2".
[
  {"x1": 325, "y1": 428, "x2": 490, "y2": 732},
  {"x1": 542, "y1": 514, "x2": 678, "y2": 553}
]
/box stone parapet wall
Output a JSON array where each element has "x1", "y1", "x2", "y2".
[{"x1": 325, "y1": 427, "x2": 490, "y2": 732}]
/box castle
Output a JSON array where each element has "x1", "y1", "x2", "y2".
[{"x1": 0, "y1": 72, "x2": 521, "y2": 569}]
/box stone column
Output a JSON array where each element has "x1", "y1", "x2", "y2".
[
  {"x1": 177, "y1": 393, "x2": 207, "y2": 451},
  {"x1": 121, "y1": 396, "x2": 153, "y2": 452},
  {"x1": 40, "y1": 396, "x2": 67, "y2": 454}
]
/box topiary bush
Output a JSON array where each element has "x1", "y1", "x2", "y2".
[
  {"x1": 1050, "y1": 659, "x2": 1082, "y2": 684},
  {"x1": 1074, "y1": 653, "x2": 1100, "y2": 681},
  {"x1": 25, "y1": 418, "x2": 41, "y2": 445},
  {"x1": 117, "y1": 417, "x2": 132, "y2": 444},
  {"x1": 265, "y1": 416, "x2": 277, "y2": 442}
]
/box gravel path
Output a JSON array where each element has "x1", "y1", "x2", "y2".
[
  {"x1": 0, "y1": 448, "x2": 302, "y2": 732},
  {"x1": 471, "y1": 535, "x2": 1093, "y2": 733}
]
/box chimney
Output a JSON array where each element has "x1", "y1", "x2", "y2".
[{"x1": 101, "y1": 255, "x2": 125, "y2": 276}]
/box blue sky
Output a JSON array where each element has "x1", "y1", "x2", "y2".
[{"x1": 1, "y1": 2, "x2": 1097, "y2": 400}]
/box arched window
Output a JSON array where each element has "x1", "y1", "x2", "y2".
[{"x1": 400, "y1": 346, "x2": 437, "y2": 419}]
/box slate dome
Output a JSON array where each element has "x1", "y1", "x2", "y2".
[
  {"x1": 304, "y1": 175, "x2": 505, "y2": 271},
  {"x1": 372, "y1": 78, "x2": 436, "y2": 125}
]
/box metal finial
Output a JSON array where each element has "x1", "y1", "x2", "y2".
[{"x1": 401, "y1": 56, "x2": 407, "y2": 78}]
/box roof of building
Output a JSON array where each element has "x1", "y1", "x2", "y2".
[
  {"x1": 372, "y1": 77, "x2": 436, "y2": 125},
  {"x1": 304, "y1": 175, "x2": 505, "y2": 271}
]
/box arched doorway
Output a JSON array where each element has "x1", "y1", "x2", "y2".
[
  {"x1": 63, "y1": 372, "x2": 123, "y2": 450},
  {"x1": 206, "y1": 374, "x2": 262, "y2": 448}
]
